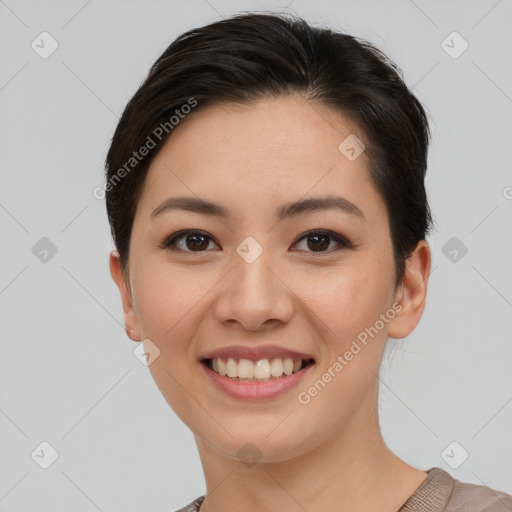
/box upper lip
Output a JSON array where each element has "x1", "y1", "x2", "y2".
[{"x1": 200, "y1": 344, "x2": 315, "y2": 362}]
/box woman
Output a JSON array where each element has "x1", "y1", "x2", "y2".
[{"x1": 105, "y1": 12, "x2": 512, "y2": 512}]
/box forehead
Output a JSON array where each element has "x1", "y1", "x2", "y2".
[{"x1": 137, "y1": 95, "x2": 387, "y2": 227}]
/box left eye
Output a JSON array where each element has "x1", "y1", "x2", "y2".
[
  {"x1": 292, "y1": 230, "x2": 349, "y2": 253},
  {"x1": 160, "y1": 229, "x2": 350, "y2": 254}
]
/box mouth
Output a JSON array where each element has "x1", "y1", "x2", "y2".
[
  {"x1": 198, "y1": 345, "x2": 316, "y2": 399},
  {"x1": 200, "y1": 357, "x2": 315, "y2": 382}
]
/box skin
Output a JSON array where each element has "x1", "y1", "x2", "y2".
[{"x1": 110, "y1": 93, "x2": 432, "y2": 512}]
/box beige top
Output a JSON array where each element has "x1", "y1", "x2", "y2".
[{"x1": 174, "y1": 467, "x2": 512, "y2": 511}]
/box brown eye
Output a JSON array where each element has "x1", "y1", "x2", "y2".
[
  {"x1": 161, "y1": 231, "x2": 217, "y2": 252},
  {"x1": 306, "y1": 233, "x2": 330, "y2": 251},
  {"x1": 184, "y1": 233, "x2": 211, "y2": 251},
  {"x1": 292, "y1": 230, "x2": 350, "y2": 254}
]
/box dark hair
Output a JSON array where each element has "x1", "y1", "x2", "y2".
[{"x1": 104, "y1": 12, "x2": 434, "y2": 287}]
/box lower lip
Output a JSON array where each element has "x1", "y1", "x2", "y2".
[{"x1": 200, "y1": 360, "x2": 314, "y2": 400}]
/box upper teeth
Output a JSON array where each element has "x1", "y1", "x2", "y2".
[{"x1": 210, "y1": 357, "x2": 305, "y2": 379}]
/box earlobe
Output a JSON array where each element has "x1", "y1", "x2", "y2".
[
  {"x1": 387, "y1": 240, "x2": 432, "y2": 340},
  {"x1": 109, "y1": 250, "x2": 141, "y2": 341}
]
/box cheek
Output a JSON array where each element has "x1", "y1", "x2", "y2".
[
  {"x1": 132, "y1": 264, "x2": 209, "y2": 347},
  {"x1": 302, "y1": 267, "x2": 383, "y2": 339},
  {"x1": 305, "y1": 272, "x2": 391, "y2": 401},
  {"x1": 131, "y1": 266, "x2": 209, "y2": 421}
]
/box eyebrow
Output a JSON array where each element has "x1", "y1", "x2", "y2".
[{"x1": 150, "y1": 194, "x2": 366, "y2": 222}]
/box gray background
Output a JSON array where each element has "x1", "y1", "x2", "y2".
[{"x1": 1, "y1": 0, "x2": 511, "y2": 511}]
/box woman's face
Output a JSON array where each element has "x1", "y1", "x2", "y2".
[{"x1": 110, "y1": 94, "x2": 428, "y2": 463}]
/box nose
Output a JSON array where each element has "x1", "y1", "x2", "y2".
[{"x1": 214, "y1": 248, "x2": 294, "y2": 331}]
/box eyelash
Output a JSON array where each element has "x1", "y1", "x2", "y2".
[{"x1": 159, "y1": 229, "x2": 351, "y2": 255}]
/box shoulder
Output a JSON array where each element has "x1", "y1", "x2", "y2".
[
  {"x1": 173, "y1": 474, "x2": 512, "y2": 512},
  {"x1": 400, "y1": 467, "x2": 512, "y2": 512},
  {"x1": 173, "y1": 495, "x2": 205, "y2": 512},
  {"x1": 447, "y1": 473, "x2": 512, "y2": 511}
]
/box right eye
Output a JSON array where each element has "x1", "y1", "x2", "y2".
[{"x1": 159, "y1": 230, "x2": 219, "y2": 253}]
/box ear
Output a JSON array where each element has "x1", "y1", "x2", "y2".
[
  {"x1": 387, "y1": 240, "x2": 432, "y2": 339},
  {"x1": 109, "y1": 250, "x2": 141, "y2": 341}
]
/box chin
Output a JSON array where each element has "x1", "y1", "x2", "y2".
[{"x1": 196, "y1": 422, "x2": 316, "y2": 465}]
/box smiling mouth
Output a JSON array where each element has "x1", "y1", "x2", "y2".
[{"x1": 201, "y1": 357, "x2": 315, "y2": 382}]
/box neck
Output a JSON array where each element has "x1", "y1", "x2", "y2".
[{"x1": 194, "y1": 398, "x2": 427, "y2": 512}]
